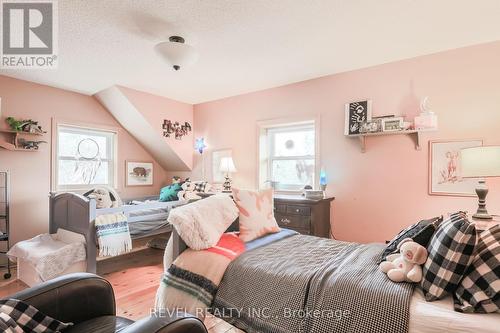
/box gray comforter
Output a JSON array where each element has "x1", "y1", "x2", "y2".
[{"x1": 213, "y1": 234, "x2": 414, "y2": 333}]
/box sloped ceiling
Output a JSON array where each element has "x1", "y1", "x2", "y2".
[{"x1": 95, "y1": 86, "x2": 192, "y2": 171}]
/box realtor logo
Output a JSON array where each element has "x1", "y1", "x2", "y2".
[{"x1": 1, "y1": 0, "x2": 58, "y2": 68}]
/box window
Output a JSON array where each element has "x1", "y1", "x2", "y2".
[
  {"x1": 55, "y1": 125, "x2": 117, "y2": 191},
  {"x1": 261, "y1": 121, "x2": 317, "y2": 191}
]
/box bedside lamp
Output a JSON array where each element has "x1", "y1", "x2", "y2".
[
  {"x1": 219, "y1": 157, "x2": 237, "y2": 192},
  {"x1": 460, "y1": 146, "x2": 500, "y2": 219}
]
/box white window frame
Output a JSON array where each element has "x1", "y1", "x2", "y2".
[
  {"x1": 53, "y1": 122, "x2": 118, "y2": 192},
  {"x1": 257, "y1": 116, "x2": 320, "y2": 192}
]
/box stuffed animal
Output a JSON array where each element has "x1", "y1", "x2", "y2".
[
  {"x1": 83, "y1": 186, "x2": 122, "y2": 209},
  {"x1": 379, "y1": 238, "x2": 428, "y2": 283}
]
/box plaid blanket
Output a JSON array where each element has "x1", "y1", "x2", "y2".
[
  {"x1": 0, "y1": 299, "x2": 71, "y2": 333},
  {"x1": 155, "y1": 233, "x2": 245, "y2": 317},
  {"x1": 95, "y1": 213, "x2": 132, "y2": 257}
]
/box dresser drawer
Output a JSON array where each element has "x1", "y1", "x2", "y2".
[
  {"x1": 274, "y1": 204, "x2": 287, "y2": 213},
  {"x1": 275, "y1": 213, "x2": 310, "y2": 229},
  {"x1": 286, "y1": 205, "x2": 311, "y2": 216}
]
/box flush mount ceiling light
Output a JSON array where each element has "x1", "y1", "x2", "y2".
[{"x1": 154, "y1": 36, "x2": 198, "y2": 71}]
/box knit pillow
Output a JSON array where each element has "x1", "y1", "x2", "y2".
[
  {"x1": 421, "y1": 212, "x2": 477, "y2": 301},
  {"x1": 454, "y1": 224, "x2": 500, "y2": 313},
  {"x1": 379, "y1": 216, "x2": 443, "y2": 263},
  {"x1": 232, "y1": 188, "x2": 280, "y2": 242}
]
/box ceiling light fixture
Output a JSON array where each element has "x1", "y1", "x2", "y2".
[{"x1": 154, "y1": 35, "x2": 198, "y2": 71}]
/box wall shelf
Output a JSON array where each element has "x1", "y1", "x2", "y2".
[
  {"x1": 347, "y1": 129, "x2": 436, "y2": 153},
  {"x1": 0, "y1": 129, "x2": 45, "y2": 151}
]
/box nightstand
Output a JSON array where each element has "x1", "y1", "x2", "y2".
[
  {"x1": 472, "y1": 215, "x2": 500, "y2": 232},
  {"x1": 273, "y1": 195, "x2": 334, "y2": 238}
]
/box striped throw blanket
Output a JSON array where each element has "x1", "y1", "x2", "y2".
[
  {"x1": 155, "y1": 233, "x2": 245, "y2": 317},
  {"x1": 95, "y1": 213, "x2": 132, "y2": 257}
]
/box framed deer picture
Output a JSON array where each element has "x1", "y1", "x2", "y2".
[{"x1": 428, "y1": 139, "x2": 483, "y2": 196}]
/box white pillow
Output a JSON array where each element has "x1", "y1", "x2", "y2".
[{"x1": 167, "y1": 194, "x2": 238, "y2": 250}]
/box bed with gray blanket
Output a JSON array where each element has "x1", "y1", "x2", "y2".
[
  {"x1": 170, "y1": 225, "x2": 414, "y2": 333},
  {"x1": 212, "y1": 232, "x2": 414, "y2": 333}
]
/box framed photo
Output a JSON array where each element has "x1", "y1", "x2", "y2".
[
  {"x1": 344, "y1": 100, "x2": 372, "y2": 135},
  {"x1": 381, "y1": 117, "x2": 403, "y2": 132},
  {"x1": 212, "y1": 149, "x2": 232, "y2": 183},
  {"x1": 126, "y1": 161, "x2": 153, "y2": 186},
  {"x1": 429, "y1": 140, "x2": 483, "y2": 196}
]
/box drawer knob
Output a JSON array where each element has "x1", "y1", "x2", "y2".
[
  {"x1": 296, "y1": 209, "x2": 300, "y2": 213},
  {"x1": 280, "y1": 218, "x2": 291, "y2": 225}
]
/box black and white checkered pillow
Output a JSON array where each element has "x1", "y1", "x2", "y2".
[
  {"x1": 454, "y1": 224, "x2": 500, "y2": 313},
  {"x1": 193, "y1": 181, "x2": 208, "y2": 192},
  {"x1": 0, "y1": 299, "x2": 71, "y2": 333},
  {"x1": 421, "y1": 212, "x2": 477, "y2": 301}
]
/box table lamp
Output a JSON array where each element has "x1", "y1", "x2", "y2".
[
  {"x1": 219, "y1": 156, "x2": 237, "y2": 192},
  {"x1": 460, "y1": 146, "x2": 500, "y2": 219}
]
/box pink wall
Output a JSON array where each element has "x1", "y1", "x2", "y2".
[
  {"x1": 119, "y1": 86, "x2": 194, "y2": 170},
  {"x1": 193, "y1": 41, "x2": 500, "y2": 243},
  {"x1": 0, "y1": 76, "x2": 172, "y2": 245}
]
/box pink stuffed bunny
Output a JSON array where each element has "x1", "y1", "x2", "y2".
[{"x1": 379, "y1": 238, "x2": 428, "y2": 283}]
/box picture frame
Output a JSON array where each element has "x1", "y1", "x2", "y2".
[
  {"x1": 344, "y1": 100, "x2": 372, "y2": 135},
  {"x1": 381, "y1": 117, "x2": 403, "y2": 132},
  {"x1": 126, "y1": 161, "x2": 153, "y2": 186},
  {"x1": 212, "y1": 149, "x2": 232, "y2": 183},
  {"x1": 428, "y1": 140, "x2": 483, "y2": 196}
]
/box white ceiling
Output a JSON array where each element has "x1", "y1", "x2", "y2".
[{"x1": 2, "y1": 0, "x2": 500, "y2": 104}]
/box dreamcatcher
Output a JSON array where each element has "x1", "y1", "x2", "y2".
[{"x1": 73, "y1": 138, "x2": 102, "y2": 184}]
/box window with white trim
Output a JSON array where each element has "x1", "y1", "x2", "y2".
[
  {"x1": 262, "y1": 122, "x2": 316, "y2": 191},
  {"x1": 56, "y1": 125, "x2": 117, "y2": 191}
]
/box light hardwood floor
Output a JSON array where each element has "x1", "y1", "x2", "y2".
[{"x1": 0, "y1": 248, "x2": 243, "y2": 333}]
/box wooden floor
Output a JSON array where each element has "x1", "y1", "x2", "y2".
[{"x1": 0, "y1": 248, "x2": 243, "y2": 333}]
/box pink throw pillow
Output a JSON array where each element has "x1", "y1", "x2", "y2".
[{"x1": 232, "y1": 188, "x2": 280, "y2": 242}]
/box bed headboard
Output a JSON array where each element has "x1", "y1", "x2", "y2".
[
  {"x1": 49, "y1": 192, "x2": 98, "y2": 272},
  {"x1": 171, "y1": 218, "x2": 239, "y2": 260}
]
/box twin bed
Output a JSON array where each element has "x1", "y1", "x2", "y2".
[
  {"x1": 49, "y1": 192, "x2": 185, "y2": 272},
  {"x1": 171, "y1": 224, "x2": 500, "y2": 333}
]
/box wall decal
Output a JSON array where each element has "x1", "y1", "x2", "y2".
[{"x1": 162, "y1": 120, "x2": 192, "y2": 139}]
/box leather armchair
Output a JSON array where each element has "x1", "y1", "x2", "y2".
[{"x1": 6, "y1": 273, "x2": 208, "y2": 333}]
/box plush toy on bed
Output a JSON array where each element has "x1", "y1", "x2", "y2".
[
  {"x1": 83, "y1": 186, "x2": 121, "y2": 209},
  {"x1": 379, "y1": 238, "x2": 428, "y2": 283}
]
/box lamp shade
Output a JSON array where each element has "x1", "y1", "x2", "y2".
[
  {"x1": 219, "y1": 157, "x2": 236, "y2": 173},
  {"x1": 461, "y1": 146, "x2": 500, "y2": 178},
  {"x1": 154, "y1": 40, "x2": 198, "y2": 69}
]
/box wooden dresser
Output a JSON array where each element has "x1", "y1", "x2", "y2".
[{"x1": 273, "y1": 195, "x2": 334, "y2": 238}]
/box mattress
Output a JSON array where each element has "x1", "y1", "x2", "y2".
[{"x1": 409, "y1": 288, "x2": 500, "y2": 333}]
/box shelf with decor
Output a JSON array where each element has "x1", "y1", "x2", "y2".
[
  {"x1": 347, "y1": 129, "x2": 436, "y2": 153},
  {"x1": 0, "y1": 129, "x2": 45, "y2": 151}
]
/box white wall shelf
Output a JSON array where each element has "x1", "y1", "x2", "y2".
[{"x1": 347, "y1": 129, "x2": 436, "y2": 153}]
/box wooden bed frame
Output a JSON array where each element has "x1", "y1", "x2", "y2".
[{"x1": 49, "y1": 192, "x2": 177, "y2": 273}]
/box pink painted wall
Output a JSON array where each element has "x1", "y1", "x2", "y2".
[
  {"x1": 119, "y1": 86, "x2": 194, "y2": 170},
  {"x1": 193, "y1": 41, "x2": 500, "y2": 243},
  {"x1": 0, "y1": 76, "x2": 174, "y2": 245}
]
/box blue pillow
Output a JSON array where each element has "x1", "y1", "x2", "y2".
[{"x1": 159, "y1": 183, "x2": 182, "y2": 202}]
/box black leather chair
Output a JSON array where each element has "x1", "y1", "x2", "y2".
[{"x1": 4, "y1": 273, "x2": 208, "y2": 333}]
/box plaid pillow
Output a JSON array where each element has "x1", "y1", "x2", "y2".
[
  {"x1": 0, "y1": 299, "x2": 71, "y2": 333},
  {"x1": 193, "y1": 181, "x2": 208, "y2": 192},
  {"x1": 379, "y1": 216, "x2": 443, "y2": 263},
  {"x1": 454, "y1": 224, "x2": 500, "y2": 313},
  {"x1": 421, "y1": 212, "x2": 477, "y2": 301}
]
